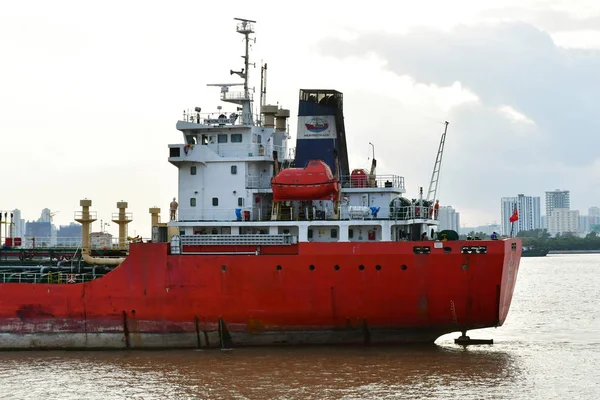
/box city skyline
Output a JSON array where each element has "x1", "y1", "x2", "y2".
[
  {"x1": 500, "y1": 194, "x2": 542, "y2": 236},
  {"x1": 2, "y1": 1, "x2": 600, "y2": 236}
]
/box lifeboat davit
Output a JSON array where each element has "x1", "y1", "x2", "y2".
[{"x1": 271, "y1": 160, "x2": 340, "y2": 201}]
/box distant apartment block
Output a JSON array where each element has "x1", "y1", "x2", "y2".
[
  {"x1": 579, "y1": 215, "x2": 590, "y2": 234},
  {"x1": 437, "y1": 206, "x2": 460, "y2": 232},
  {"x1": 501, "y1": 194, "x2": 541, "y2": 236},
  {"x1": 589, "y1": 207, "x2": 600, "y2": 227},
  {"x1": 57, "y1": 223, "x2": 82, "y2": 246},
  {"x1": 545, "y1": 190, "x2": 570, "y2": 227},
  {"x1": 547, "y1": 208, "x2": 579, "y2": 236},
  {"x1": 540, "y1": 215, "x2": 546, "y2": 230}
]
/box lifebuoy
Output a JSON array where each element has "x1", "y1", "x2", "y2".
[{"x1": 67, "y1": 274, "x2": 77, "y2": 284}]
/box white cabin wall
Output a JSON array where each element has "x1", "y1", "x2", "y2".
[
  {"x1": 202, "y1": 162, "x2": 246, "y2": 220},
  {"x1": 178, "y1": 162, "x2": 205, "y2": 220}
]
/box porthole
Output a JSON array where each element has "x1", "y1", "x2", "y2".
[
  {"x1": 375, "y1": 265, "x2": 382, "y2": 271},
  {"x1": 334, "y1": 265, "x2": 340, "y2": 271},
  {"x1": 401, "y1": 265, "x2": 408, "y2": 271},
  {"x1": 309, "y1": 265, "x2": 315, "y2": 271},
  {"x1": 276, "y1": 265, "x2": 282, "y2": 271},
  {"x1": 221, "y1": 265, "x2": 227, "y2": 271},
  {"x1": 359, "y1": 265, "x2": 365, "y2": 271}
]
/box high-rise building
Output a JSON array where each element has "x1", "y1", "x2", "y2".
[
  {"x1": 545, "y1": 190, "x2": 570, "y2": 226},
  {"x1": 12, "y1": 209, "x2": 25, "y2": 238},
  {"x1": 541, "y1": 215, "x2": 546, "y2": 230},
  {"x1": 501, "y1": 194, "x2": 541, "y2": 236},
  {"x1": 437, "y1": 206, "x2": 460, "y2": 232},
  {"x1": 57, "y1": 223, "x2": 82, "y2": 247},
  {"x1": 579, "y1": 215, "x2": 590, "y2": 234},
  {"x1": 589, "y1": 207, "x2": 600, "y2": 227},
  {"x1": 25, "y1": 221, "x2": 52, "y2": 245},
  {"x1": 547, "y1": 208, "x2": 579, "y2": 236},
  {"x1": 40, "y1": 208, "x2": 52, "y2": 223}
]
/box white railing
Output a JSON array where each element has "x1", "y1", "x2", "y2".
[
  {"x1": 12, "y1": 236, "x2": 132, "y2": 250},
  {"x1": 180, "y1": 234, "x2": 295, "y2": 246},
  {"x1": 221, "y1": 91, "x2": 253, "y2": 102},
  {"x1": 1, "y1": 272, "x2": 101, "y2": 284},
  {"x1": 178, "y1": 208, "x2": 259, "y2": 222},
  {"x1": 246, "y1": 175, "x2": 272, "y2": 189},
  {"x1": 177, "y1": 204, "x2": 438, "y2": 222},
  {"x1": 340, "y1": 174, "x2": 405, "y2": 190},
  {"x1": 207, "y1": 143, "x2": 285, "y2": 159},
  {"x1": 387, "y1": 205, "x2": 437, "y2": 221}
]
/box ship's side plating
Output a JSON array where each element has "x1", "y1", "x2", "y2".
[{"x1": 0, "y1": 240, "x2": 521, "y2": 349}]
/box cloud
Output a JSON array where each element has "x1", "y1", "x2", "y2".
[{"x1": 318, "y1": 22, "x2": 600, "y2": 222}]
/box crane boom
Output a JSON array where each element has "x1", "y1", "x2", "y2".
[{"x1": 426, "y1": 121, "x2": 449, "y2": 202}]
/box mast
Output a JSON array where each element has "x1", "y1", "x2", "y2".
[
  {"x1": 232, "y1": 17, "x2": 256, "y2": 125},
  {"x1": 260, "y1": 62, "x2": 267, "y2": 107},
  {"x1": 207, "y1": 18, "x2": 256, "y2": 125}
]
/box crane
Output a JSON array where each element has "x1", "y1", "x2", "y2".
[
  {"x1": 426, "y1": 121, "x2": 449, "y2": 203},
  {"x1": 49, "y1": 211, "x2": 59, "y2": 222}
]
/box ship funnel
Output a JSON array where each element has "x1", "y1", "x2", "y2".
[
  {"x1": 74, "y1": 199, "x2": 97, "y2": 253},
  {"x1": 111, "y1": 201, "x2": 132, "y2": 250}
]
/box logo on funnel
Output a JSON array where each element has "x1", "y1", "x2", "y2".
[{"x1": 305, "y1": 117, "x2": 329, "y2": 133}]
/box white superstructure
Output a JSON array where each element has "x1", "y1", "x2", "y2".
[{"x1": 166, "y1": 19, "x2": 441, "y2": 245}]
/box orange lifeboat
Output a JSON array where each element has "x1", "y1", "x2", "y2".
[{"x1": 271, "y1": 160, "x2": 340, "y2": 201}]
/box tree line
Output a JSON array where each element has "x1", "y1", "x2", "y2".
[{"x1": 459, "y1": 229, "x2": 600, "y2": 250}]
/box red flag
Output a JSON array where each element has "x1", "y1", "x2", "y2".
[{"x1": 509, "y1": 206, "x2": 519, "y2": 223}]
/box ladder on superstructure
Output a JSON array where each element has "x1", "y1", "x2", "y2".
[{"x1": 426, "y1": 121, "x2": 449, "y2": 202}]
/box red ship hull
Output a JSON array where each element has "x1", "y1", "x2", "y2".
[{"x1": 0, "y1": 240, "x2": 521, "y2": 349}]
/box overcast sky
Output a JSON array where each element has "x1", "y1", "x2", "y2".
[{"x1": 1, "y1": 0, "x2": 599, "y2": 236}]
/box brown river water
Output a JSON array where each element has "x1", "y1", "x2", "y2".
[{"x1": 1, "y1": 254, "x2": 599, "y2": 399}]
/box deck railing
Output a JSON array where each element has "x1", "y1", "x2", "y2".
[
  {"x1": 207, "y1": 143, "x2": 285, "y2": 159},
  {"x1": 178, "y1": 208, "x2": 271, "y2": 222},
  {"x1": 181, "y1": 234, "x2": 296, "y2": 246},
  {"x1": 1, "y1": 271, "x2": 102, "y2": 284},
  {"x1": 5, "y1": 237, "x2": 133, "y2": 250},
  {"x1": 340, "y1": 174, "x2": 405, "y2": 190}
]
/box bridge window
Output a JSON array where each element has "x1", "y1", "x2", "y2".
[
  {"x1": 308, "y1": 229, "x2": 313, "y2": 239},
  {"x1": 190, "y1": 198, "x2": 196, "y2": 207},
  {"x1": 231, "y1": 165, "x2": 237, "y2": 174},
  {"x1": 170, "y1": 147, "x2": 180, "y2": 157},
  {"x1": 331, "y1": 228, "x2": 338, "y2": 239},
  {"x1": 238, "y1": 197, "x2": 244, "y2": 207},
  {"x1": 212, "y1": 197, "x2": 219, "y2": 206},
  {"x1": 190, "y1": 166, "x2": 196, "y2": 175},
  {"x1": 348, "y1": 229, "x2": 354, "y2": 239},
  {"x1": 218, "y1": 134, "x2": 228, "y2": 143},
  {"x1": 186, "y1": 134, "x2": 197, "y2": 144},
  {"x1": 231, "y1": 134, "x2": 242, "y2": 143}
]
